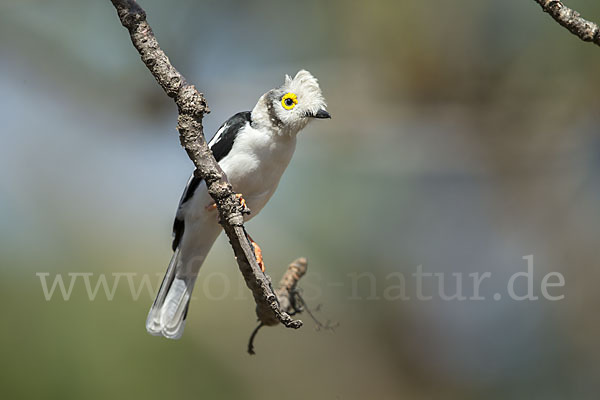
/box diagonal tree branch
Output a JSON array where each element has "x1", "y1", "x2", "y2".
[
  {"x1": 109, "y1": 0, "x2": 302, "y2": 330},
  {"x1": 533, "y1": 0, "x2": 600, "y2": 45}
]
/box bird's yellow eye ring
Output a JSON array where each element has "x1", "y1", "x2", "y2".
[{"x1": 281, "y1": 92, "x2": 298, "y2": 110}]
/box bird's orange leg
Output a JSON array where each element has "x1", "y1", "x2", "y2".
[{"x1": 248, "y1": 234, "x2": 265, "y2": 273}]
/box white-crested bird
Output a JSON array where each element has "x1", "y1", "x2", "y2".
[{"x1": 147, "y1": 70, "x2": 330, "y2": 339}]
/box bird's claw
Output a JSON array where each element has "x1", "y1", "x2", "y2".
[{"x1": 236, "y1": 193, "x2": 250, "y2": 214}]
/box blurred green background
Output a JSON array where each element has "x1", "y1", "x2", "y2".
[{"x1": 2, "y1": 0, "x2": 600, "y2": 398}]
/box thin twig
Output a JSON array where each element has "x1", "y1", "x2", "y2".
[
  {"x1": 533, "y1": 0, "x2": 600, "y2": 45},
  {"x1": 247, "y1": 323, "x2": 264, "y2": 355},
  {"x1": 294, "y1": 293, "x2": 339, "y2": 332},
  {"x1": 109, "y1": 0, "x2": 302, "y2": 329}
]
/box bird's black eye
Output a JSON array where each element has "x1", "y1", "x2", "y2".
[{"x1": 284, "y1": 98, "x2": 294, "y2": 107}]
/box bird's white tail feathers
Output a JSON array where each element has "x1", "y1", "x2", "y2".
[
  {"x1": 147, "y1": 202, "x2": 222, "y2": 339},
  {"x1": 146, "y1": 248, "x2": 196, "y2": 339}
]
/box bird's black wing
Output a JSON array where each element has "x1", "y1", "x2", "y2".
[
  {"x1": 209, "y1": 111, "x2": 251, "y2": 162},
  {"x1": 171, "y1": 111, "x2": 251, "y2": 251}
]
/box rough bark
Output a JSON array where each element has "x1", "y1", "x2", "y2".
[
  {"x1": 109, "y1": 0, "x2": 302, "y2": 330},
  {"x1": 533, "y1": 0, "x2": 600, "y2": 45}
]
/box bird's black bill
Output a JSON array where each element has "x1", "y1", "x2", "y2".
[{"x1": 308, "y1": 109, "x2": 331, "y2": 119}]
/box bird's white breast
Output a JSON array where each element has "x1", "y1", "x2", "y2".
[{"x1": 218, "y1": 123, "x2": 296, "y2": 218}]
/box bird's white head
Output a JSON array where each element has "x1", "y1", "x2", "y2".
[{"x1": 252, "y1": 70, "x2": 330, "y2": 135}]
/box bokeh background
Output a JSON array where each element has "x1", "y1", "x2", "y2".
[{"x1": 2, "y1": 0, "x2": 600, "y2": 398}]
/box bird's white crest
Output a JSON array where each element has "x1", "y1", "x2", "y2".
[
  {"x1": 252, "y1": 69, "x2": 328, "y2": 135},
  {"x1": 281, "y1": 69, "x2": 327, "y2": 115}
]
